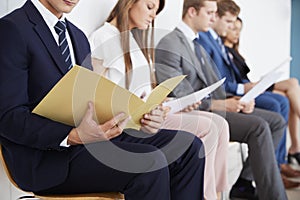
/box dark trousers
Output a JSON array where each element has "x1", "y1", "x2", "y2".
[
  {"x1": 214, "y1": 108, "x2": 287, "y2": 200},
  {"x1": 255, "y1": 91, "x2": 289, "y2": 165},
  {"x1": 36, "y1": 129, "x2": 205, "y2": 200}
]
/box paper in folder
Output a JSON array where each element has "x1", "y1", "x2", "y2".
[{"x1": 32, "y1": 65, "x2": 185, "y2": 130}]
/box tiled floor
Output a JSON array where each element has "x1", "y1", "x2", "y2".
[{"x1": 0, "y1": 143, "x2": 300, "y2": 199}]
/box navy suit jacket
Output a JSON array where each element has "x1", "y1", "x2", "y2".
[
  {"x1": 198, "y1": 31, "x2": 249, "y2": 95},
  {"x1": 0, "y1": 1, "x2": 91, "y2": 192}
]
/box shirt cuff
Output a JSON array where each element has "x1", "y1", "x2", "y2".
[
  {"x1": 236, "y1": 84, "x2": 245, "y2": 95},
  {"x1": 60, "y1": 136, "x2": 70, "y2": 147}
]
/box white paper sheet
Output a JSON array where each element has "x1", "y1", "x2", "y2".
[
  {"x1": 240, "y1": 57, "x2": 292, "y2": 103},
  {"x1": 163, "y1": 78, "x2": 226, "y2": 114},
  {"x1": 259, "y1": 57, "x2": 292, "y2": 80}
]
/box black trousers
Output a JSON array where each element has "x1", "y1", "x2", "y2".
[{"x1": 36, "y1": 129, "x2": 205, "y2": 200}]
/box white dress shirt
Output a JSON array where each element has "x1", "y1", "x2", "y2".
[{"x1": 177, "y1": 21, "x2": 199, "y2": 52}]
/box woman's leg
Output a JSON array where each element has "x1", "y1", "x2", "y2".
[
  {"x1": 188, "y1": 111, "x2": 229, "y2": 194},
  {"x1": 274, "y1": 78, "x2": 300, "y2": 116},
  {"x1": 163, "y1": 111, "x2": 229, "y2": 200},
  {"x1": 274, "y1": 78, "x2": 300, "y2": 154},
  {"x1": 288, "y1": 108, "x2": 300, "y2": 154}
]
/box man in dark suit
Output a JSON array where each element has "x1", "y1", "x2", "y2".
[
  {"x1": 197, "y1": 0, "x2": 298, "y2": 189},
  {"x1": 155, "y1": 0, "x2": 287, "y2": 199},
  {"x1": 0, "y1": 1, "x2": 206, "y2": 199}
]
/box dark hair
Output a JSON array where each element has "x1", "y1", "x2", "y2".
[
  {"x1": 231, "y1": 17, "x2": 245, "y2": 61},
  {"x1": 231, "y1": 17, "x2": 242, "y2": 50}
]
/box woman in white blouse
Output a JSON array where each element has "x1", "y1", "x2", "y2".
[{"x1": 89, "y1": 0, "x2": 229, "y2": 199}]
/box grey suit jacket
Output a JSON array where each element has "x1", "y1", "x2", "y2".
[{"x1": 155, "y1": 28, "x2": 226, "y2": 103}]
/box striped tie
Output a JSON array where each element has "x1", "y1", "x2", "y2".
[
  {"x1": 54, "y1": 21, "x2": 73, "y2": 70},
  {"x1": 216, "y1": 37, "x2": 230, "y2": 65}
]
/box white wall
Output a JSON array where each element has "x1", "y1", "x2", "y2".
[
  {"x1": 0, "y1": 1, "x2": 7, "y2": 17},
  {"x1": 0, "y1": 0, "x2": 291, "y2": 81},
  {"x1": 235, "y1": 0, "x2": 291, "y2": 81},
  {"x1": 68, "y1": 0, "x2": 118, "y2": 37},
  {"x1": 0, "y1": 0, "x2": 26, "y2": 17}
]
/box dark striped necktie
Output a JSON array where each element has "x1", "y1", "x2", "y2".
[
  {"x1": 216, "y1": 37, "x2": 230, "y2": 65},
  {"x1": 54, "y1": 21, "x2": 73, "y2": 70}
]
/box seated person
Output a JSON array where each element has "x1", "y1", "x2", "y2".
[
  {"x1": 89, "y1": 0, "x2": 230, "y2": 199},
  {"x1": 224, "y1": 16, "x2": 300, "y2": 188},
  {"x1": 155, "y1": 0, "x2": 287, "y2": 199},
  {"x1": 197, "y1": 0, "x2": 297, "y2": 189},
  {"x1": 0, "y1": 0, "x2": 205, "y2": 199}
]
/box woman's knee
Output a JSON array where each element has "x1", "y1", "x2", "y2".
[{"x1": 288, "y1": 78, "x2": 299, "y2": 87}]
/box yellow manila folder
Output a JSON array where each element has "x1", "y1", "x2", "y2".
[{"x1": 32, "y1": 65, "x2": 185, "y2": 130}]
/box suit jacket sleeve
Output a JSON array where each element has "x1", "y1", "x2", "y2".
[{"x1": 155, "y1": 35, "x2": 195, "y2": 98}]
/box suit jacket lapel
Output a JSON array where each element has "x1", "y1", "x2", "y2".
[
  {"x1": 66, "y1": 19, "x2": 80, "y2": 64},
  {"x1": 24, "y1": 1, "x2": 69, "y2": 75},
  {"x1": 207, "y1": 32, "x2": 243, "y2": 82},
  {"x1": 207, "y1": 32, "x2": 225, "y2": 61},
  {"x1": 175, "y1": 29, "x2": 208, "y2": 86},
  {"x1": 66, "y1": 20, "x2": 92, "y2": 70}
]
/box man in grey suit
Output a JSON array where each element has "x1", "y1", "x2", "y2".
[{"x1": 155, "y1": 0, "x2": 287, "y2": 199}]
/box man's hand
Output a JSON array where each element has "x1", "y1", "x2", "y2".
[
  {"x1": 240, "y1": 99, "x2": 255, "y2": 114},
  {"x1": 223, "y1": 97, "x2": 244, "y2": 113},
  {"x1": 67, "y1": 102, "x2": 130, "y2": 145}
]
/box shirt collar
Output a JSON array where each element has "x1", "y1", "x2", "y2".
[
  {"x1": 31, "y1": 0, "x2": 66, "y2": 28},
  {"x1": 177, "y1": 20, "x2": 199, "y2": 41},
  {"x1": 208, "y1": 28, "x2": 219, "y2": 40}
]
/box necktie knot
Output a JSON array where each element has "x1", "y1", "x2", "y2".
[
  {"x1": 54, "y1": 21, "x2": 66, "y2": 36},
  {"x1": 216, "y1": 37, "x2": 222, "y2": 46},
  {"x1": 193, "y1": 37, "x2": 199, "y2": 45}
]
